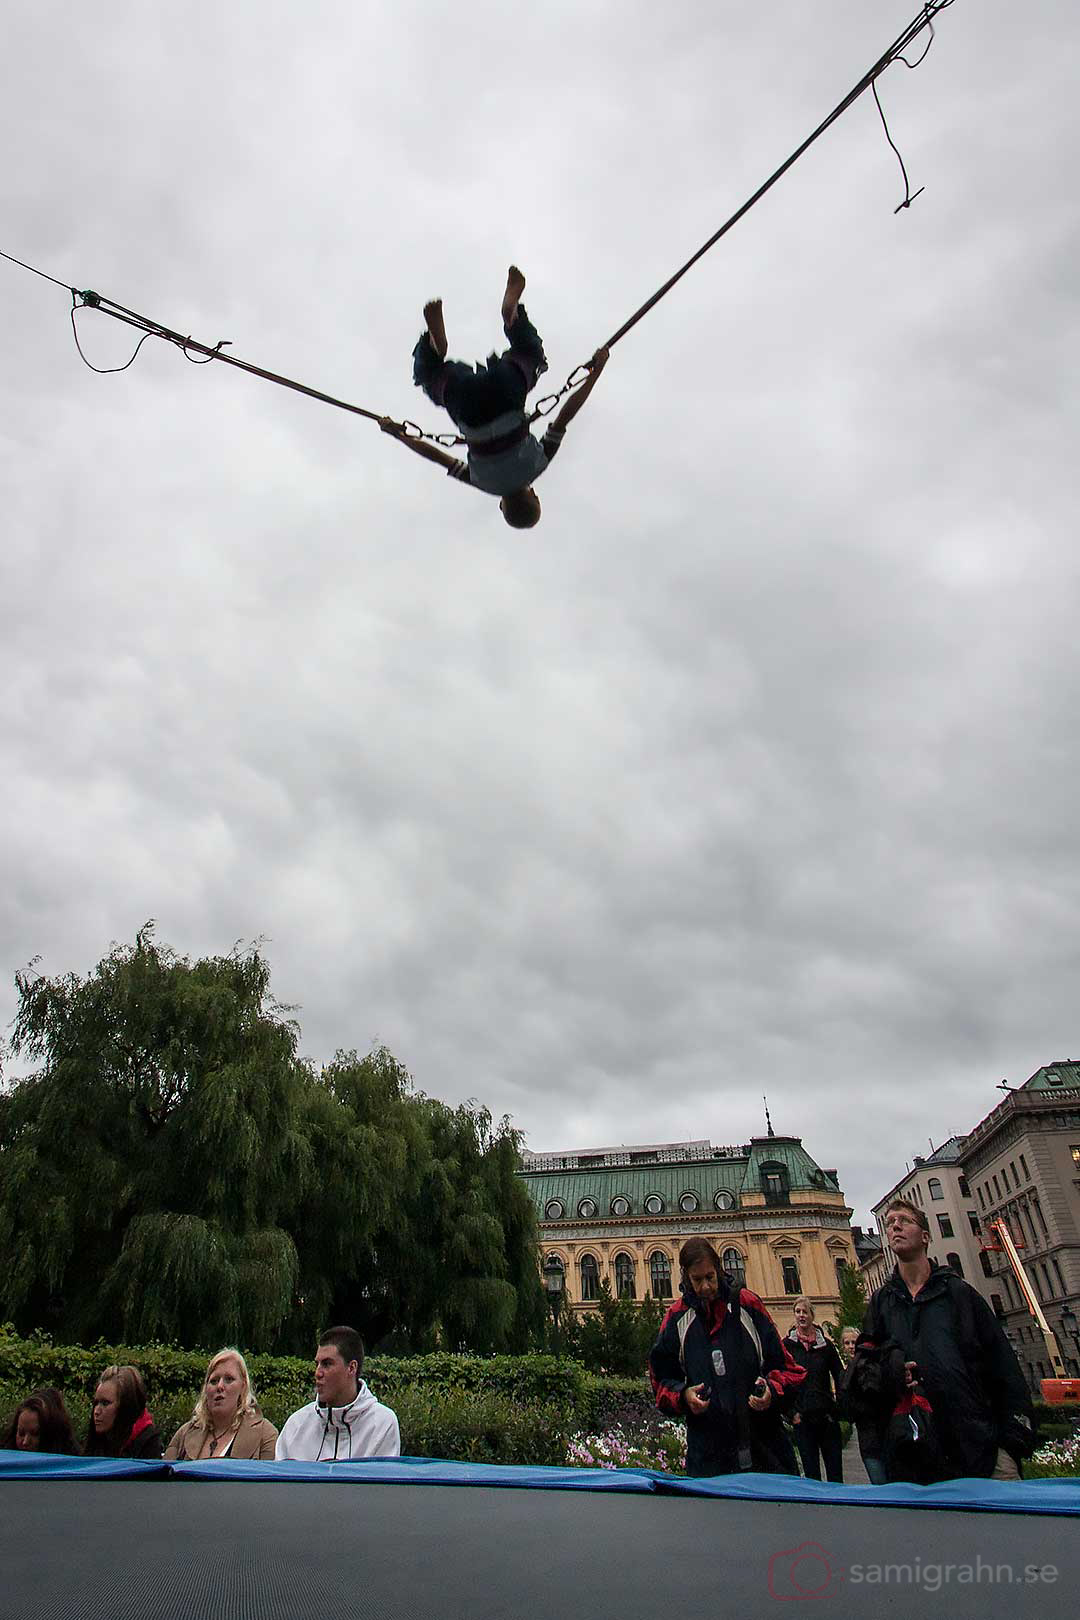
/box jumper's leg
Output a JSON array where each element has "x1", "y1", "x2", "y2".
[
  {"x1": 424, "y1": 298, "x2": 448, "y2": 359},
  {"x1": 501, "y1": 265, "x2": 526, "y2": 328}
]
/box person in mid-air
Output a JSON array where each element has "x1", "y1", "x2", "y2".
[{"x1": 381, "y1": 266, "x2": 608, "y2": 527}]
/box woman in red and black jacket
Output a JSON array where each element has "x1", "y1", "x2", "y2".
[
  {"x1": 784, "y1": 1298, "x2": 846, "y2": 1482},
  {"x1": 83, "y1": 1365, "x2": 163, "y2": 1460},
  {"x1": 649, "y1": 1238, "x2": 805, "y2": 1477}
]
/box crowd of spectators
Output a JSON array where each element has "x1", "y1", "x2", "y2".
[
  {"x1": 647, "y1": 1200, "x2": 1038, "y2": 1485},
  {"x1": 1, "y1": 1326, "x2": 400, "y2": 1465}
]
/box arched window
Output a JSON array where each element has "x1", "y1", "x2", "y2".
[
  {"x1": 644, "y1": 1193, "x2": 665, "y2": 1215},
  {"x1": 580, "y1": 1253, "x2": 599, "y2": 1302},
  {"x1": 649, "y1": 1251, "x2": 672, "y2": 1299},
  {"x1": 614, "y1": 1252, "x2": 636, "y2": 1300},
  {"x1": 928, "y1": 1177, "x2": 944, "y2": 1200},
  {"x1": 544, "y1": 1199, "x2": 564, "y2": 1220},
  {"x1": 946, "y1": 1252, "x2": 964, "y2": 1277},
  {"x1": 610, "y1": 1195, "x2": 631, "y2": 1217},
  {"x1": 722, "y1": 1247, "x2": 745, "y2": 1287},
  {"x1": 678, "y1": 1191, "x2": 700, "y2": 1213},
  {"x1": 577, "y1": 1197, "x2": 598, "y2": 1219}
]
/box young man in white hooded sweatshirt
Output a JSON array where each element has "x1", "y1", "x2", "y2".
[{"x1": 276, "y1": 1325, "x2": 400, "y2": 1461}]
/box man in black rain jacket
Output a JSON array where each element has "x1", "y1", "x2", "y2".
[{"x1": 863, "y1": 1198, "x2": 1035, "y2": 1480}]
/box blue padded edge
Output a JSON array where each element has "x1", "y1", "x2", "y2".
[
  {"x1": 0, "y1": 1452, "x2": 170, "y2": 1479},
  {"x1": 167, "y1": 1457, "x2": 1080, "y2": 1512},
  {"x1": 3, "y1": 1451, "x2": 1078, "y2": 1514},
  {"x1": 172, "y1": 1456, "x2": 656, "y2": 1491}
]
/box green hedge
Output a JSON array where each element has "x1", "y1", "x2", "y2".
[
  {"x1": 580, "y1": 1374, "x2": 656, "y2": 1432},
  {"x1": 0, "y1": 1328, "x2": 587, "y2": 1409}
]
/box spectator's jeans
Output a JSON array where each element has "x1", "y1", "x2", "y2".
[{"x1": 794, "y1": 1416, "x2": 844, "y2": 1483}]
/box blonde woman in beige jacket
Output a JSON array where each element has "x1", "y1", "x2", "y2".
[{"x1": 165, "y1": 1349, "x2": 278, "y2": 1462}]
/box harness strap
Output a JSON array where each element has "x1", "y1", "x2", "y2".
[{"x1": 467, "y1": 421, "x2": 530, "y2": 457}]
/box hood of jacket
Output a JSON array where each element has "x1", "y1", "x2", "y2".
[
  {"x1": 785, "y1": 1325, "x2": 829, "y2": 1351},
  {"x1": 277, "y1": 1379, "x2": 399, "y2": 1462}
]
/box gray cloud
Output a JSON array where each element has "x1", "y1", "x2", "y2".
[{"x1": 3, "y1": 0, "x2": 1079, "y2": 1227}]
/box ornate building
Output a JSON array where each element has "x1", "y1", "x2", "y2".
[
  {"x1": 519, "y1": 1131, "x2": 856, "y2": 1324},
  {"x1": 863, "y1": 1061, "x2": 1080, "y2": 1389},
  {"x1": 958, "y1": 1061, "x2": 1080, "y2": 1385}
]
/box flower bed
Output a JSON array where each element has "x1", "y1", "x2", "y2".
[
  {"x1": 566, "y1": 1421, "x2": 686, "y2": 1474},
  {"x1": 1027, "y1": 1430, "x2": 1080, "y2": 1479}
]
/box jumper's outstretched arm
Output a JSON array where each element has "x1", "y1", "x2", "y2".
[
  {"x1": 552, "y1": 347, "x2": 610, "y2": 433},
  {"x1": 380, "y1": 418, "x2": 463, "y2": 475}
]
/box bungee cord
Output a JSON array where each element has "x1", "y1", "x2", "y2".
[
  {"x1": 598, "y1": 0, "x2": 956, "y2": 353},
  {"x1": 1, "y1": 2, "x2": 958, "y2": 445}
]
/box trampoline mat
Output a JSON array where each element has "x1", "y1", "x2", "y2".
[{"x1": 2, "y1": 1480, "x2": 1077, "y2": 1620}]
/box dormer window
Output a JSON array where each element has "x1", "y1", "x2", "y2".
[
  {"x1": 678, "y1": 1191, "x2": 700, "y2": 1213},
  {"x1": 544, "y1": 1200, "x2": 564, "y2": 1220},
  {"x1": 610, "y1": 1195, "x2": 631, "y2": 1217},
  {"x1": 644, "y1": 1194, "x2": 665, "y2": 1215},
  {"x1": 577, "y1": 1197, "x2": 598, "y2": 1219},
  {"x1": 760, "y1": 1162, "x2": 790, "y2": 1206}
]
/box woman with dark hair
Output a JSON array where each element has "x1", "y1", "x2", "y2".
[
  {"x1": 648, "y1": 1237, "x2": 805, "y2": 1477},
  {"x1": 1, "y1": 1388, "x2": 81, "y2": 1454},
  {"x1": 83, "y1": 1365, "x2": 163, "y2": 1459}
]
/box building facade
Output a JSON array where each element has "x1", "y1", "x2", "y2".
[
  {"x1": 852, "y1": 1223, "x2": 887, "y2": 1296},
  {"x1": 519, "y1": 1132, "x2": 856, "y2": 1327},
  {"x1": 958, "y1": 1062, "x2": 1080, "y2": 1386}
]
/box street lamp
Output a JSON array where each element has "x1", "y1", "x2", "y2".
[
  {"x1": 543, "y1": 1254, "x2": 565, "y2": 1359},
  {"x1": 1060, "y1": 1303, "x2": 1080, "y2": 1374}
]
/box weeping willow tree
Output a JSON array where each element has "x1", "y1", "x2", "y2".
[
  {"x1": 0, "y1": 927, "x2": 545, "y2": 1354},
  {"x1": 0, "y1": 925, "x2": 310, "y2": 1347},
  {"x1": 365, "y1": 1098, "x2": 545, "y2": 1355}
]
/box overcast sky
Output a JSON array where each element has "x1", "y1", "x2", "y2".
[{"x1": 3, "y1": 1, "x2": 1078, "y2": 1228}]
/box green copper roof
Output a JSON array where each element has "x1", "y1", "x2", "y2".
[
  {"x1": 519, "y1": 1135, "x2": 839, "y2": 1217},
  {"x1": 743, "y1": 1137, "x2": 839, "y2": 1192},
  {"x1": 522, "y1": 1162, "x2": 745, "y2": 1215},
  {"x1": 1023, "y1": 1061, "x2": 1080, "y2": 1091}
]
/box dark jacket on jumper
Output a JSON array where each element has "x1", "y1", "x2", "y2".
[
  {"x1": 86, "y1": 1408, "x2": 164, "y2": 1461},
  {"x1": 863, "y1": 1263, "x2": 1034, "y2": 1478},
  {"x1": 649, "y1": 1281, "x2": 805, "y2": 1477},
  {"x1": 784, "y1": 1326, "x2": 845, "y2": 1421}
]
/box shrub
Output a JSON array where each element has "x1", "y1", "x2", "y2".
[
  {"x1": 0, "y1": 1328, "x2": 586, "y2": 1419},
  {"x1": 395, "y1": 1388, "x2": 572, "y2": 1466},
  {"x1": 580, "y1": 1374, "x2": 656, "y2": 1433}
]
